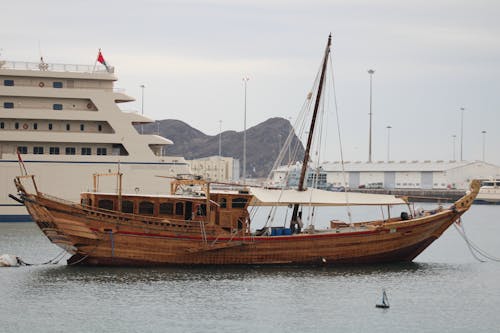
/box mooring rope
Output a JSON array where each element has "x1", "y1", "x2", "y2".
[
  {"x1": 16, "y1": 249, "x2": 68, "y2": 266},
  {"x1": 454, "y1": 219, "x2": 500, "y2": 262}
]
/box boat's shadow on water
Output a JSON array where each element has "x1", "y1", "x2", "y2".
[{"x1": 30, "y1": 261, "x2": 463, "y2": 284}]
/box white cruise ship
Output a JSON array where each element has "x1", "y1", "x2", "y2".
[
  {"x1": 0, "y1": 58, "x2": 190, "y2": 222},
  {"x1": 475, "y1": 178, "x2": 500, "y2": 204}
]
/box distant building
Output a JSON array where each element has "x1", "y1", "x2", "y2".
[
  {"x1": 272, "y1": 160, "x2": 500, "y2": 190},
  {"x1": 322, "y1": 160, "x2": 500, "y2": 190},
  {"x1": 270, "y1": 163, "x2": 331, "y2": 190},
  {"x1": 188, "y1": 156, "x2": 240, "y2": 182}
]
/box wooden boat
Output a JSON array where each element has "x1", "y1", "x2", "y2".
[{"x1": 12, "y1": 35, "x2": 480, "y2": 266}]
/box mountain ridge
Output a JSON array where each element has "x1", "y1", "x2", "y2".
[{"x1": 141, "y1": 117, "x2": 305, "y2": 178}]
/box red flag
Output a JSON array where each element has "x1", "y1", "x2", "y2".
[{"x1": 97, "y1": 49, "x2": 110, "y2": 71}]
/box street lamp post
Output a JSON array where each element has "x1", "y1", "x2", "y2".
[
  {"x1": 368, "y1": 69, "x2": 375, "y2": 163},
  {"x1": 219, "y1": 120, "x2": 222, "y2": 157},
  {"x1": 482, "y1": 130, "x2": 487, "y2": 162},
  {"x1": 242, "y1": 77, "x2": 249, "y2": 184},
  {"x1": 386, "y1": 125, "x2": 392, "y2": 162},
  {"x1": 452, "y1": 134, "x2": 457, "y2": 160},
  {"x1": 140, "y1": 84, "x2": 145, "y2": 134},
  {"x1": 460, "y1": 107, "x2": 465, "y2": 161}
]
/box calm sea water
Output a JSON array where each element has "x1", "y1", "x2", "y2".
[{"x1": 1, "y1": 205, "x2": 500, "y2": 332}]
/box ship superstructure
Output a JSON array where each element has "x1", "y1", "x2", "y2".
[{"x1": 0, "y1": 58, "x2": 190, "y2": 221}]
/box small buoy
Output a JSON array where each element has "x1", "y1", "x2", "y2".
[{"x1": 0, "y1": 254, "x2": 21, "y2": 267}]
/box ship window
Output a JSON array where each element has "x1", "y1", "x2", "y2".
[
  {"x1": 33, "y1": 146, "x2": 44, "y2": 154},
  {"x1": 65, "y1": 147, "x2": 76, "y2": 155},
  {"x1": 15, "y1": 122, "x2": 19, "y2": 129},
  {"x1": 49, "y1": 147, "x2": 60, "y2": 155},
  {"x1": 232, "y1": 197, "x2": 248, "y2": 208},
  {"x1": 53, "y1": 104, "x2": 63, "y2": 110},
  {"x1": 220, "y1": 198, "x2": 227, "y2": 208},
  {"x1": 159, "y1": 202, "x2": 173, "y2": 215},
  {"x1": 4, "y1": 102, "x2": 14, "y2": 109},
  {"x1": 66, "y1": 124, "x2": 70, "y2": 131},
  {"x1": 175, "y1": 202, "x2": 184, "y2": 216},
  {"x1": 80, "y1": 124, "x2": 85, "y2": 131},
  {"x1": 139, "y1": 201, "x2": 154, "y2": 215},
  {"x1": 197, "y1": 204, "x2": 207, "y2": 216},
  {"x1": 48, "y1": 123, "x2": 53, "y2": 130},
  {"x1": 97, "y1": 148, "x2": 107, "y2": 155},
  {"x1": 33, "y1": 123, "x2": 38, "y2": 130},
  {"x1": 121, "y1": 200, "x2": 134, "y2": 213},
  {"x1": 98, "y1": 199, "x2": 114, "y2": 211},
  {"x1": 98, "y1": 124, "x2": 103, "y2": 132},
  {"x1": 17, "y1": 146, "x2": 28, "y2": 154},
  {"x1": 81, "y1": 147, "x2": 91, "y2": 155},
  {"x1": 4, "y1": 80, "x2": 14, "y2": 86},
  {"x1": 53, "y1": 82, "x2": 63, "y2": 88},
  {"x1": 0, "y1": 122, "x2": 4, "y2": 129}
]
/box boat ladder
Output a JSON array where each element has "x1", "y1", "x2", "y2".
[{"x1": 199, "y1": 220, "x2": 208, "y2": 245}]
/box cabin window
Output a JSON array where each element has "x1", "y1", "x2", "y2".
[
  {"x1": 53, "y1": 104, "x2": 63, "y2": 111},
  {"x1": 139, "y1": 201, "x2": 154, "y2": 215},
  {"x1": 66, "y1": 124, "x2": 70, "y2": 131},
  {"x1": 98, "y1": 124, "x2": 102, "y2": 132},
  {"x1": 121, "y1": 200, "x2": 134, "y2": 213},
  {"x1": 4, "y1": 79, "x2": 14, "y2": 86},
  {"x1": 231, "y1": 197, "x2": 248, "y2": 208},
  {"x1": 220, "y1": 198, "x2": 227, "y2": 208},
  {"x1": 33, "y1": 146, "x2": 44, "y2": 154},
  {"x1": 0, "y1": 122, "x2": 4, "y2": 129},
  {"x1": 98, "y1": 199, "x2": 114, "y2": 211},
  {"x1": 15, "y1": 122, "x2": 19, "y2": 129},
  {"x1": 159, "y1": 202, "x2": 173, "y2": 215},
  {"x1": 53, "y1": 82, "x2": 63, "y2": 88},
  {"x1": 81, "y1": 147, "x2": 91, "y2": 155},
  {"x1": 4, "y1": 102, "x2": 14, "y2": 109},
  {"x1": 33, "y1": 123, "x2": 38, "y2": 130},
  {"x1": 197, "y1": 204, "x2": 207, "y2": 216},
  {"x1": 175, "y1": 202, "x2": 184, "y2": 216},
  {"x1": 49, "y1": 147, "x2": 60, "y2": 155},
  {"x1": 97, "y1": 148, "x2": 107, "y2": 155},
  {"x1": 80, "y1": 124, "x2": 85, "y2": 131},
  {"x1": 17, "y1": 146, "x2": 28, "y2": 154},
  {"x1": 48, "y1": 123, "x2": 53, "y2": 130},
  {"x1": 65, "y1": 147, "x2": 76, "y2": 155}
]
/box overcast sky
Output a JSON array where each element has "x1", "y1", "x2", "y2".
[{"x1": 2, "y1": 0, "x2": 499, "y2": 165}]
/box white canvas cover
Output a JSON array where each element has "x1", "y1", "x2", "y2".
[{"x1": 249, "y1": 188, "x2": 407, "y2": 206}]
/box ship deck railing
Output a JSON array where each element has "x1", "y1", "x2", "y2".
[{"x1": 0, "y1": 60, "x2": 112, "y2": 74}]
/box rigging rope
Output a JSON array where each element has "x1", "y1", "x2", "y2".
[
  {"x1": 454, "y1": 219, "x2": 500, "y2": 262},
  {"x1": 328, "y1": 52, "x2": 352, "y2": 223}
]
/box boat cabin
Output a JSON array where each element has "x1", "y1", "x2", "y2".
[{"x1": 80, "y1": 190, "x2": 253, "y2": 234}]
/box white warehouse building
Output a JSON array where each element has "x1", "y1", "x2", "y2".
[{"x1": 321, "y1": 160, "x2": 500, "y2": 190}]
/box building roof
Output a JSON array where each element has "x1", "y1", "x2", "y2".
[{"x1": 320, "y1": 160, "x2": 499, "y2": 172}]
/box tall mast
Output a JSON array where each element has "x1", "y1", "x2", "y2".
[{"x1": 291, "y1": 34, "x2": 332, "y2": 223}]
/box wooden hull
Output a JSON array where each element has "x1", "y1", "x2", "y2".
[{"x1": 22, "y1": 193, "x2": 470, "y2": 266}]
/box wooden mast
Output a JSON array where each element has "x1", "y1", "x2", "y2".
[{"x1": 291, "y1": 34, "x2": 332, "y2": 225}]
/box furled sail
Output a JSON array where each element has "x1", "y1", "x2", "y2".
[{"x1": 249, "y1": 187, "x2": 407, "y2": 206}]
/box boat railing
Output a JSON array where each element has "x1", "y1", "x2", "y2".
[{"x1": 0, "y1": 60, "x2": 113, "y2": 74}]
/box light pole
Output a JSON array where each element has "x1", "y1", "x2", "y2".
[
  {"x1": 219, "y1": 120, "x2": 222, "y2": 157},
  {"x1": 140, "y1": 84, "x2": 145, "y2": 134},
  {"x1": 482, "y1": 130, "x2": 487, "y2": 162},
  {"x1": 368, "y1": 69, "x2": 375, "y2": 163},
  {"x1": 460, "y1": 107, "x2": 465, "y2": 161},
  {"x1": 452, "y1": 134, "x2": 457, "y2": 160},
  {"x1": 386, "y1": 125, "x2": 392, "y2": 162},
  {"x1": 242, "y1": 77, "x2": 249, "y2": 184}
]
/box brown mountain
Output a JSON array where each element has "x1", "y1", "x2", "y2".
[{"x1": 141, "y1": 117, "x2": 305, "y2": 178}]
